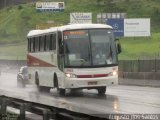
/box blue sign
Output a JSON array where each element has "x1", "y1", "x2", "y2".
[{"x1": 106, "y1": 19, "x2": 124, "y2": 37}]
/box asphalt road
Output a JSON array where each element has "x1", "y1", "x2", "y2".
[{"x1": 0, "y1": 71, "x2": 160, "y2": 119}]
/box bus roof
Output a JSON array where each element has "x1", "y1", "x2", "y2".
[{"x1": 27, "y1": 24, "x2": 112, "y2": 37}]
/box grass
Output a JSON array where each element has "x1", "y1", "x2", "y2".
[
  {"x1": 0, "y1": 0, "x2": 160, "y2": 60},
  {"x1": 1, "y1": 33, "x2": 160, "y2": 60},
  {"x1": 0, "y1": 43, "x2": 27, "y2": 60},
  {"x1": 119, "y1": 33, "x2": 160, "y2": 60}
]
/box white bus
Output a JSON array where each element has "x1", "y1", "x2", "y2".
[{"x1": 27, "y1": 24, "x2": 121, "y2": 95}]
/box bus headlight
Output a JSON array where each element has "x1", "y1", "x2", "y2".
[
  {"x1": 65, "y1": 73, "x2": 77, "y2": 78},
  {"x1": 109, "y1": 71, "x2": 118, "y2": 76},
  {"x1": 112, "y1": 71, "x2": 117, "y2": 76}
]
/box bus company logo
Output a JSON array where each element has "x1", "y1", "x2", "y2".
[{"x1": 113, "y1": 23, "x2": 119, "y2": 30}]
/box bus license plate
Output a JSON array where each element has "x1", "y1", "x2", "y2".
[{"x1": 88, "y1": 81, "x2": 97, "y2": 85}]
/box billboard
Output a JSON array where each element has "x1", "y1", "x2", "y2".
[
  {"x1": 70, "y1": 13, "x2": 92, "y2": 24},
  {"x1": 97, "y1": 13, "x2": 127, "y2": 24},
  {"x1": 106, "y1": 18, "x2": 150, "y2": 37},
  {"x1": 124, "y1": 18, "x2": 150, "y2": 37},
  {"x1": 106, "y1": 19, "x2": 124, "y2": 37},
  {"x1": 36, "y1": 2, "x2": 65, "y2": 12}
]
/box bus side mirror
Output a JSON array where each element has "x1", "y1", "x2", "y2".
[
  {"x1": 58, "y1": 31, "x2": 64, "y2": 54},
  {"x1": 115, "y1": 38, "x2": 122, "y2": 54},
  {"x1": 59, "y1": 46, "x2": 64, "y2": 54}
]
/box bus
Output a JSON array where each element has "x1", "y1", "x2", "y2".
[{"x1": 27, "y1": 24, "x2": 121, "y2": 95}]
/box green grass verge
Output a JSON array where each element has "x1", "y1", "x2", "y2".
[
  {"x1": 0, "y1": 43, "x2": 27, "y2": 60},
  {"x1": 119, "y1": 33, "x2": 160, "y2": 60},
  {"x1": 0, "y1": 0, "x2": 160, "y2": 60},
  {"x1": 0, "y1": 33, "x2": 160, "y2": 60}
]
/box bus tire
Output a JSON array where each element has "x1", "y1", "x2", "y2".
[
  {"x1": 54, "y1": 74, "x2": 58, "y2": 88},
  {"x1": 97, "y1": 86, "x2": 106, "y2": 95},
  {"x1": 54, "y1": 74, "x2": 66, "y2": 96}
]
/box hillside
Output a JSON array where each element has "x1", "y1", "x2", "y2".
[{"x1": 0, "y1": 0, "x2": 160, "y2": 60}]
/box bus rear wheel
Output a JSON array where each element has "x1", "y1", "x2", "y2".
[{"x1": 97, "y1": 87, "x2": 106, "y2": 95}]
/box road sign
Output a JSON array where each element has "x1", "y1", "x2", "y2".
[
  {"x1": 124, "y1": 18, "x2": 150, "y2": 37},
  {"x1": 70, "y1": 13, "x2": 92, "y2": 24},
  {"x1": 106, "y1": 18, "x2": 150, "y2": 37},
  {"x1": 97, "y1": 13, "x2": 126, "y2": 24},
  {"x1": 106, "y1": 19, "x2": 124, "y2": 37},
  {"x1": 36, "y1": 2, "x2": 65, "y2": 12}
]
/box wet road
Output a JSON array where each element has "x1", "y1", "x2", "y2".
[{"x1": 0, "y1": 72, "x2": 160, "y2": 118}]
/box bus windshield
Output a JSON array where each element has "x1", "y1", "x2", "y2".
[{"x1": 63, "y1": 29, "x2": 117, "y2": 67}]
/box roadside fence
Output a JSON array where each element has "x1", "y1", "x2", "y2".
[{"x1": 119, "y1": 59, "x2": 160, "y2": 72}]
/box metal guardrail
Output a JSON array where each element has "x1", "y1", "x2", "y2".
[{"x1": 0, "y1": 96, "x2": 105, "y2": 120}]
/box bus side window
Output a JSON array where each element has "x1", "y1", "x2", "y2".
[
  {"x1": 49, "y1": 34, "x2": 53, "y2": 50},
  {"x1": 35, "y1": 37, "x2": 39, "y2": 52},
  {"x1": 31, "y1": 37, "x2": 35, "y2": 53},
  {"x1": 44, "y1": 35, "x2": 46, "y2": 51},
  {"x1": 49, "y1": 33, "x2": 56, "y2": 51},
  {"x1": 40, "y1": 36, "x2": 45, "y2": 52},
  {"x1": 46, "y1": 35, "x2": 50, "y2": 51},
  {"x1": 28, "y1": 38, "x2": 31, "y2": 52},
  {"x1": 38, "y1": 36, "x2": 41, "y2": 51},
  {"x1": 34, "y1": 38, "x2": 36, "y2": 52},
  {"x1": 30, "y1": 38, "x2": 33, "y2": 52},
  {"x1": 52, "y1": 33, "x2": 56, "y2": 50}
]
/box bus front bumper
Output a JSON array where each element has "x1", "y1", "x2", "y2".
[{"x1": 64, "y1": 76, "x2": 118, "y2": 89}]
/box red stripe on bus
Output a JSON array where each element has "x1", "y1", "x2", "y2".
[
  {"x1": 77, "y1": 74, "x2": 108, "y2": 78},
  {"x1": 27, "y1": 54, "x2": 55, "y2": 67},
  {"x1": 77, "y1": 75, "x2": 92, "y2": 78}
]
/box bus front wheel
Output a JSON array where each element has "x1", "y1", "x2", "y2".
[
  {"x1": 54, "y1": 74, "x2": 66, "y2": 96},
  {"x1": 97, "y1": 87, "x2": 106, "y2": 95}
]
